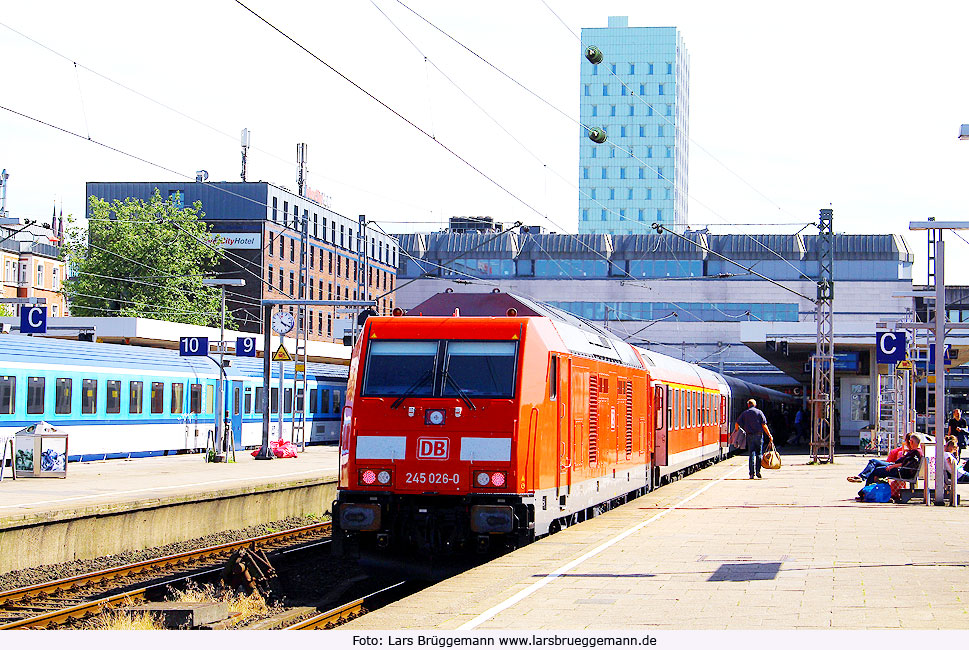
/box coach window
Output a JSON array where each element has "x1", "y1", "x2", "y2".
[
  {"x1": 150, "y1": 382, "x2": 164, "y2": 414},
  {"x1": 254, "y1": 387, "x2": 264, "y2": 413},
  {"x1": 284, "y1": 388, "x2": 293, "y2": 414},
  {"x1": 322, "y1": 389, "x2": 331, "y2": 413},
  {"x1": 666, "y1": 386, "x2": 673, "y2": 429},
  {"x1": 106, "y1": 380, "x2": 121, "y2": 414},
  {"x1": 82, "y1": 379, "x2": 98, "y2": 414},
  {"x1": 234, "y1": 387, "x2": 241, "y2": 415},
  {"x1": 310, "y1": 388, "x2": 318, "y2": 413},
  {"x1": 296, "y1": 388, "x2": 304, "y2": 412},
  {"x1": 0, "y1": 376, "x2": 15, "y2": 414},
  {"x1": 190, "y1": 384, "x2": 202, "y2": 414},
  {"x1": 130, "y1": 381, "x2": 144, "y2": 414},
  {"x1": 334, "y1": 389, "x2": 342, "y2": 412},
  {"x1": 205, "y1": 385, "x2": 214, "y2": 414},
  {"x1": 271, "y1": 387, "x2": 279, "y2": 413},
  {"x1": 171, "y1": 383, "x2": 184, "y2": 414},
  {"x1": 27, "y1": 377, "x2": 45, "y2": 415},
  {"x1": 245, "y1": 387, "x2": 253, "y2": 414},
  {"x1": 56, "y1": 378, "x2": 72, "y2": 414},
  {"x1": 678, "y1": 389, "x2": 684, "y2": 429}
]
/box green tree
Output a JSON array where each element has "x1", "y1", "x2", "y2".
[{"x1": 62, "y1": 191, "x2": 233, "y2": 327}]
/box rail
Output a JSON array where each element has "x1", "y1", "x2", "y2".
[{"x1": 285, "y1": 581, "x2": 411, "y2": 630}]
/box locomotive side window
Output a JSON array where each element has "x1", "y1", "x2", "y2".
[
  {"x1": 549, "y1": 356, "x2": 558, "y2": 401},
  {"x1": 443, "y1": 341, "x2": 517, "y2": 398},
  {"x1": 150, "y1": 382, "x2": 164, "y2": 414},
  {"x1": 27, "y1": 377, "x2": 45, "y2": 415},
  {"x1": 363, "y1": 340, "x2": 437, "y2": 397},
  {"x1": 56, "y1": 378, "x2": 72, "y2": 414},
  {"x1": 106, "y1": 380, "x2": 121, "y2": 414},
  {"x1": 130, "y1": 381, "x2": 144, "y2": 414},
  {"x1": 0, "y1": 376, "x2": 16, "y2": 414},
  {"x1": 82, "y1": 379, "x2": 98, "y2": 414}
]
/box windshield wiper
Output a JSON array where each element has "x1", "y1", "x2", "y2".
[
  {"x1": 391, "y1": 370, "x2": 433, "y2": 409},
  {"x1": 444, "y1": 371, "x2": 477, "y2": 411}
]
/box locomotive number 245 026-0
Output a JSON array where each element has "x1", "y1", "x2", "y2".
[{"x1": 404, "y1": 472, "x2": 461, "y2": 485}]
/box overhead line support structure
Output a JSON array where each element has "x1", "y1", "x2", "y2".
[{"x1": 810, "y1": 209, "x2": 835, "y2": 464}]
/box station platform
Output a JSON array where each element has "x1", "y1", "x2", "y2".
[
  {"x1": 344, "y1": 452, "x2": 969, "y2": 631},
  {"x1": 0, "y1": 445, "x2": 340, "y2": 573}
]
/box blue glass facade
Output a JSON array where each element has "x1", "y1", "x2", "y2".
[{"x1": 578, "y1": 17, "x2": 689, "y2": 235}]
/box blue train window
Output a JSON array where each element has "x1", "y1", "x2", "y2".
[
  {"x1": 296, "y1": 388, "x2": 304, "y2": 412},
  {"x1": 27, "y1": 377, "x2": 45, "y2": 415},
  {"x1": 130, "y1": 381, "x2": 143, "y2": 414},
  {"x1": 234, "y1": 387, "x2": 241, "y2": 415},
  {"x1": 310, "y1": 388, "x2": 318, "y2": 414},
  {"x1": 205, "y1": 385, "x2": 214, "y2": 414},
  {"x1": 171, "y1": 384, "x2": 184, "y2": 414},
  {"x1": 245, "y1": 387, "x2": 253, "y2": 414},
  {"x1": 106, "y1": 380, "x2": 121, "y2": 414},
  {"x1": 151, "y1": 382, "x2": 164, "y2": 414},
  {"x1": 0, "y1": 376, "x2": 15, "y2": 414},
  {"x1": 82, "y1": 379, "x2": 97, "y2": 414},
  {"x1": 322, "y1": 389, "x2": 331, "y2": 414},
  {"x1": 255, "y1": 387, "x2": 265, "y2": 413},
  {"x1": 284, "y1": 388, "x2": 293, "y2": 414},
  {"x1": 56, "y1": 378, "x2": 72, "y2": 414},
  {"x1": 271, "y1": 387, "x2": 279, "y2": 414}
]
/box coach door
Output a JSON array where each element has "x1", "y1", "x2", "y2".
[
  {"x1": 230, "y1": 381, "x2": 244, "y2": 448},
  {"x1": 653, "y1": 382, "x2": 668, "y2": 467},
  {"x1": 555, "y1": 356, "x2": 572, "y2": 500}
]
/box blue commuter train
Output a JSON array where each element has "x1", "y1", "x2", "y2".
[{"x1": 0, "y1": 336, "x2": 349, "y2": 461}]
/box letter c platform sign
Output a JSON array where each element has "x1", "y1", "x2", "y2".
[
  {"x1": 876, "y1": 331, "x2": 906, "y2": 364},
  {"x1": 20, "y1": 306, "x2": 47, "y2": 334}
]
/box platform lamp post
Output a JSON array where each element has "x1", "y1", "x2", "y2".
[{"x1": 202, "y1": 278, "x2": 245, "y2": 461}]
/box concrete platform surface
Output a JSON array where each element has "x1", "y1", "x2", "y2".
[
  {"x1": 344, "y1": 452, "x2": 969, "y2": 631},
  {"x1": 0, "y1": 445, "x2": 339, "y2": 523}
]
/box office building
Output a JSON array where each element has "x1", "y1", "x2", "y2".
[{"x1": 579, "y1": 17, "x2": 689, "y2": 234}]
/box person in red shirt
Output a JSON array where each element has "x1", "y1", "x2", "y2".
[{"x1": 847, "y1": 433, "x2": 910, "y2": 483}]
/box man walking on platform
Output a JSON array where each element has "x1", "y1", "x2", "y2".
[{"x1": 735, "y1": 399, "x2": 774, "y2": 479}]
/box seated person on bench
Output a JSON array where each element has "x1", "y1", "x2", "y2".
[
  {"x1": 860, "y1": 434, "x2": 922, "y2": 494},
  {"x1": 945, "y1": 437, "x2": 969, "y2": 484},
  {"x1": 847, "y1": 433, "x2": 911, "y2": 483}
]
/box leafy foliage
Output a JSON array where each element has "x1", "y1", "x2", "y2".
[{"x1": 62, "y1": 191, "x2": 232, "y2": 327}]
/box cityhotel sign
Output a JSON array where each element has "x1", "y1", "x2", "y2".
[{"x1": 209, "y1": 232, "x2": 261, "y2": 249}]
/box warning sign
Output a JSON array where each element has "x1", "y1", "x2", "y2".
[
  {"x1": 272, "y1": 344, "x2": 293, "y2": 362},
  {"x1": 896, "y1": 360, "x2": 913, "y2": 370}
]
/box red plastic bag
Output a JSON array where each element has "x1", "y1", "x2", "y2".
[
  {"x1": 249, "y1": 440, "x2": 299, "y2": 458},
  {"x1": 270, "y1": 440, "x2": 298, "y2": 458}
]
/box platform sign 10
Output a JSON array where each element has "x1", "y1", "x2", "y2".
[
  {"x1": 236, "y1": 337, "x2": 257, "y2": 357},
  {"x1": 179, "y1": 336, "x2": 209, "y2": 356}
]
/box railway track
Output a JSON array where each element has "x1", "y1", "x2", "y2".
[
  {"x1": 284, "y1": 581, "x2": 412, "y2": 630},
  {"x1": 0, "y1": 521, "x2": 331, "y2": 630}
]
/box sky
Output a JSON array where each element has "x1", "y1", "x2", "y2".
[{"x1": 2, "y1": 0, "x2": 969, "y2": 282}]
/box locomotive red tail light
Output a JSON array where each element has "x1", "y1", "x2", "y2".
[
  {"x1": 359, "y1": 469, "x2": 392, "y2": 486},
  {"x1": 475, "y1": 471, "x2": 507, "y2": 489},
  {"x1": 360, "y1": 470, "x2": 377, "y2": 485}
]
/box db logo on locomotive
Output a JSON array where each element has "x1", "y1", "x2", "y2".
[{"x1": 417, "y1": 437, "x2": 449, "y2": 460}]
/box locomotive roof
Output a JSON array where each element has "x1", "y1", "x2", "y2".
[{"x1": 0, "y1": 335, "x2": 348, "y2": 381}]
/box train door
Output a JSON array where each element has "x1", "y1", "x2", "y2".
[
  {"x1": 653, "y1": 382, "x2": 668, "y2": 467},
  {"x1": 230, "y1": 381, "x2": 243, "y2": 448},
  {"x1": 555, "y1": 356, "x2": 572, "y2": 501}
]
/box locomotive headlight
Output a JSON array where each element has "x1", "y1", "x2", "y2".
[
  {"x1": 476, "y1": 471, "x2": 491, "y2": 486},
  {"x1": 425, "y1": 409, "x2": 446, "y2": 425},
  {"x1": 377, "y1": 470, "x2": 391, "y2": 485}
]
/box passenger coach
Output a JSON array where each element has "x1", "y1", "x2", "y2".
[{"x1": 0, "y1": 336, "x2": 348, "y2": 460}]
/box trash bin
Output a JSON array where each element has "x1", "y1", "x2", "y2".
[{"x1": 14, "y1": 422, "x2": 68, "y2": 478}]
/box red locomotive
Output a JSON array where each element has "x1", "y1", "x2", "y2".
[{"x1": 334, "y1": 292, "x2": 794, "y2": 559}]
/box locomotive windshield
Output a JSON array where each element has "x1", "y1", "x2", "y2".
[
  {"x1": 442, "y1": 341, "x2": 516, "y2": 398},
  {"x1": 362, "y1": 339, "x2": 518, "y2": 399},
  {"x1": 362, "y1": 340, "x2": 437, "y2": 396}
]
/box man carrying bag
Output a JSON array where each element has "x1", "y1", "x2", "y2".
[{"x1": 734, "y1": 399, "x2": 774, "y2": 479}]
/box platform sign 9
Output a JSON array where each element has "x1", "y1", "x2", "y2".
[
  {"x1": 236, "y1": 337, "x2": 257, "y2": 357},
  {"x1": 179, "y1": 336, "x2": 209, "y2": 356}
]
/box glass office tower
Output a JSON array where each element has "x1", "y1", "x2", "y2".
[{"x1": 578, "y1": 17, "x2": 689, "y2": 234}]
